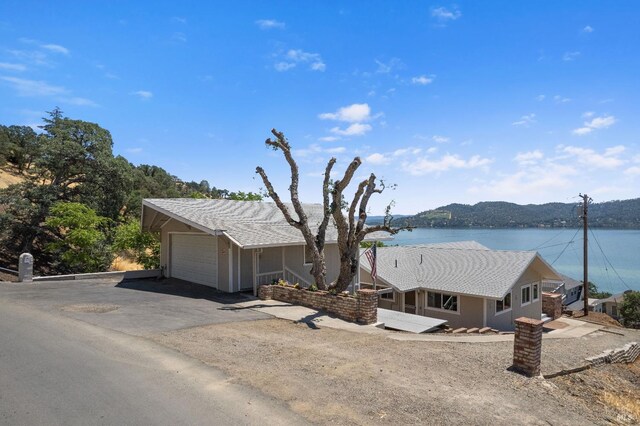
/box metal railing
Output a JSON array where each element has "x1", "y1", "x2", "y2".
[{"x1": 0, "y1": 266, "x2": 18, "y2": 276}]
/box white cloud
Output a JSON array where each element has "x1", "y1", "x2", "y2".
[
  {"x1": 132, "y1": 90, "x2": 153, "y2": 99},
  {"x1": 411, "y1": 75, "x2": 434, "y2": 85},
  {"x1": 319, "y1": 103, "x2": 372, "y2": 122},
  {"x1": 172, "y1": 16, "x2": 187, "y2": 24},
  {"x1": 512, "y1": 113, "x2": 536, "y2": 127},
  {"x1": 432, "y1": 135, "x2": 449, "y2": 143},
  {"x1": 41, "y1": 44, "x2": 69, "y2": 55},
  {"x1": 375, "y1": 58, "x2": 402, "y2": 74},
  {"x1": 285, "y1": 49, "x2": 325, "y2": 72},
  {"x1": 0, "y1": 62, "x2": 26, "y2": 71},
  {"x1": 256, "y1": 19, "x2": 285, "y2": 30},
  {"x1": 431, "y1": 6, "x2": 462, "y2": 22},
  {"x1": 330, "y1": 123, "x2": 372, "y2": 136},
  {"x1": 62, "y1": 96, "x2": 98, "y2": 107},
  {"x1": 274, "y1": 62, "x2": 295, "y2": 72},
  {"x1": 326, "y1": 147, "x2": 346, "y2": 154},
  {"x1": 426, "y1": 147, "x2": 438, "y2": 154},
  {"x1": 625, "y1": 166, "x2": 640, "y2": 176},
  {"x1": 572, "y1": 114, "x2": 616, "y2": 135},
  {"x1": 404, "y1": 154, "x2": 492, "y2": 175},
  {"x1": 582, "y1": 111, "x2": 595, "y2": 118},
  {"x1": 0, "y1": 76, "x2": 66, "y2": 96},
  {"x1": 514, "y1": 150, "x2": 544, "y2": 165},
  {"x1": 536, "y1": 94, "x2": 545, "y2": 101},
  {"x1": 554, "y1": 95, "x2": 571, "y2": 103},
  {"x1": 469, "y1": 165, "x2": 577, "y2": 198},
  {"x1": 172, "y1": 32, "x2": 187, "y2": 43},
  {"x1": 318, "y1": 136, "x2": 339, "y2": 142},
  {"x1": 563, "y1": 51, "x2": 580, "y2": 61},
  {"x1": 126, "y1": 147, "x2": 143, "y2": 154},
  {"x1": 582, "y1": 25, "x2": 594, "y2": 33},
  {"x1": 365, "y1": 153, "x2": 391, "y2": 165},
  {"x1": 561, "y1": 145, "x2": 625, "y2": 168}
]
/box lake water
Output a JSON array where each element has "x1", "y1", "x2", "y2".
[{"x1": 389, "y1": 228, "x2": 640, "y2": 294}]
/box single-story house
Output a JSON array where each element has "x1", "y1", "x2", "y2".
[
  {"x1": 359, "y1": 241, "x2": 563, "y2": 330},
  {"x1": 141, "y1": 198, "x2": 386, "y2": 294},
  {"x1": 543, "y1": 273, "x2": 583, "y2": 307},
  {"x1": 592, "y1": 291, "x2": 631, "y2": 319}
]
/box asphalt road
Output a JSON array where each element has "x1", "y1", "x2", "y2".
[{"x1": 0, "y1": 288, "x2": 305, "y2": 425}]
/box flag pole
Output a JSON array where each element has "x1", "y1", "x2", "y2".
[{"x1": 372, "y1": 242, "x2": 377, "y2": 291}]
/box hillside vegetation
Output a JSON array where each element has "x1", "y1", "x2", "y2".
[
  {"x1": 403, "y1": 200, "x2": 640, "y2": 229},
  {"x1": 0, "y1": 109, "x2": 261, "y2": 274}
]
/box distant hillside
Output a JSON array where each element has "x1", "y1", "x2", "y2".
[{"x1": 373, "y1": 199, "x2": 640, "y2": 229}]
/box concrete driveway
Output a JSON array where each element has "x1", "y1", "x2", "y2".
[{"x1": 0, "y1": 277, "x2": 270, "y2": 335}]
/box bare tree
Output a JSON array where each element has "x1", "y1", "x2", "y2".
[{"x1": 256, "y1": 128, "x2": 408, "y2": 292}]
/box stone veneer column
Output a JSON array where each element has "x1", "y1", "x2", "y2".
[
  {"x1": 542, "y1": 292, "x2": 562, "y2": 320},
  {"x1": 513, "y1": 317, "x2": 544, "y2": 377},
  {"x1": 356, "y1": 289, "x2": 378, "y2": 325}
]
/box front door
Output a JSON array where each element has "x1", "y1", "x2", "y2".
[{"x1": 405, "y1": 291, "x2": 416, "y2": 314}]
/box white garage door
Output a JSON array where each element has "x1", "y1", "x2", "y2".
[{"x1": 170, "y1": 234, "x2": 218, "y2": 287}]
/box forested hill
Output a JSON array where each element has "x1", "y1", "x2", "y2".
[{"x1": 403, "y1": 199, "x2": 640, "y2": 229}]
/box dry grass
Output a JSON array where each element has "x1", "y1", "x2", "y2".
[
  {"x1": 111, "y1": 256, "x2": 143, "y2": 271},
  {"x1": 0, "y1": 167, "x2": 25, "y2": 189},
  {"x1": 601, "y1": 390, "x2": 640, "y2": 421}
]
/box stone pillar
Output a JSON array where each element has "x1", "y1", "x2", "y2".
[
  {"x1": 542, "y1": 292, "x2": 562, "y2": 320},
  {"x1": 513, "y1": 317, "x2": 543, "y2": 377},
  {"x1": 18, "y1": 253, "x2": 34, "y2": 283},
  {"x1": 356, "y1": 289, "x2": 378, "y2": 324}
]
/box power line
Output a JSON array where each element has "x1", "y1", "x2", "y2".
[
  {"x1": 550, "y1": 228, "x2": 581, "y2": 265},
  {"x1": 588, "y1": 226, "x2": 632, "y2": 291}
]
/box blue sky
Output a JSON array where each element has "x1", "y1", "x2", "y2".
[{"x1": 1, "y1": 1, "x2": 639, "y2": 214}]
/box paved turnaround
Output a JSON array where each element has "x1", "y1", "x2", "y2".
[{"x1": 0, "y1": 300, "x2": 305, "y2": 425}]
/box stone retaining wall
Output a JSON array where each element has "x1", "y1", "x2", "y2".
[
  {"x1": 512, "y1": 317, "x2": 544, "y2": 377},
  {"x1": 258, "y1": 285, "x2": 378, "y2": 324},
  {"x1": 542, "y1": 292, "x2": 562, "y2": 320},
  {"x1": 586, "y1": 342, "x2": 640, "y2": 366}
]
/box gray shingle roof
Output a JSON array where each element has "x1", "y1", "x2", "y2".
[
  {"x1": 143, "y1": 198, "x2": 390, "y2": 248},
  {"x1": 361, "y1": 242, "x2": 562, "y2": 299}
]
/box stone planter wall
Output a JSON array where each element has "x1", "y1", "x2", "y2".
[
  {"x1": 258, "y1": 285, "x2": 378, "y2": 324},
  {"x1": 542, "y1": 292, "x2": 562, "y2": 320}
]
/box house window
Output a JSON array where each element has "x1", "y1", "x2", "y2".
[
  {"x1": 521, "y1": 285, "x2": 531, "y2": 306},
  {"x1": 303, "y1": 245, "x2": 313, "y2": 265},
  {"x1": 380, "y1": 288, "x2": 395, "y2": 301},
  {"x1": 427, "y1": 291, "x2": 458, "y2": 312},
  {"x1": 532, "y1": 283, "x2": 539, "y2": 301},
  {"x1": 496, "y1": 292, "x2": 512, "y2": 314}
]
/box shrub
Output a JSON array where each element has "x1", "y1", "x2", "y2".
[{"x1": 308, "y1": 283, "x2": 318, "y2": 292}]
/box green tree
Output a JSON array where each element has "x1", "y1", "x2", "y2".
[
  {"x1": 0, "y1": 109, "x2": 131, "y2": 269},
  {"x1": 0, "y1": 125, "x2": 39, "y2": 172},
  {"x1": 619, "y1": 291, "x2": 640, "y2": 328},
  {"x1": 113, "y1": 220, "x2": 160, "y2": 269},
  {"x1": 588, "y1": 282, "x2": 612, "y2": 299},
  {"x1": 44, "y1": 202, "x2": 112, "y2": 273}
]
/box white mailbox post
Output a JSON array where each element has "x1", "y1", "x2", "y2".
[{"x1": 18, "y1": 253, "x2": 33, "y2": 283}]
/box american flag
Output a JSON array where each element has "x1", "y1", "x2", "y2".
[{"x1": 365, "y1": 244, "x2": 377, "y2": 281}]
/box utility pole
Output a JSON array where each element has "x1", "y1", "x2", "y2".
[{"x1": 579, "y1": 193, "x2": 591, "y2": 316}]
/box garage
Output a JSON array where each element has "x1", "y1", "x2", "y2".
[{"x1": 169, "y1": 234, "x2": 218, "y2": 287}]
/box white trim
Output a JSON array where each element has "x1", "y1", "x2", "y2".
[
  {"x1": 282, "y1": 246, "x2": 286, "y2": 273},
  {"x1": 495, "y1": 291, "x2": 512, "y2": 316},
  {"x1": 228, "y1": 240, "x2": 233, "y2": 292},
  {"x1": 252, "y1": 249, "x2": 257, "y2": 296},
  {"x1": 425, "y1": 290, "x2": 461, "y2": 315},
  {"x1": 222, "y1": 231, "x2": 243, "y2": 248},
  {"x1": 521, "y1": 284, "x2": 532, "y2": 307},
  {"x1": 237, "y1": 245, "x2": 241, "y2": 292},
  {"x1": 532, "y1": 282, "x2": 540, "y2": 302}
]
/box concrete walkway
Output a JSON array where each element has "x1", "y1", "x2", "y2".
[{"x1": 237, "y1": 299, "x2": 604, "y2": 343}]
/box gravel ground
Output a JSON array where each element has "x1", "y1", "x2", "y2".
[
  {"x1": 150, "y1": 318, "x2": 640, "y2": 425},
  {"x1": 0, "y1": 271, "x2": 17, "y2": 282}
]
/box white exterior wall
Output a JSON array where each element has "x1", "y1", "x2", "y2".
[{"x1": 486, "y1": 268, "x2": 543, "y2": 331}]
